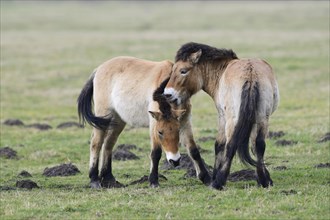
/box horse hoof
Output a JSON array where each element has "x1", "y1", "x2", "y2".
[
  {"x1": 199, "y1": 173, "x2": 212, "y2": 186},
  {"x1": 90, "y1": 181, "x2": 102, "y2": 189},
  {"x1": 210, "y1": 181, "x2": 224, "y2": 191},
  {"x1": 150, "y1": 183, "x2": 159, "y2": 188}
]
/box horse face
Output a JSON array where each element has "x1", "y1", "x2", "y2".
[
  {"x1": 149, "y1": 109, "x2": 186, "y2": 167},
  {"x1": 164, "y1": 51, "x2": 203, "y2": 104}
]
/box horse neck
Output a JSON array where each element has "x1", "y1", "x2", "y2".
[{"x1": 200, "y1": 59, "x2": 231, "y2": 100}]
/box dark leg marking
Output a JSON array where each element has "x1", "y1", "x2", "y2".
[
  {"x1": 211, "y1": 142, "x2": 236, "y2": 190},
  {"x1": 149, "y1": 147, "x2": 162, "y2": 188},
  {"x1": 255, "y1": 132, "x2": 273, "y2": 187},
  {"x1": 189, "y1": 147, "x2": 211, "y2": 185},
  {"x1": 89, "y1": 161, "x2": 101, "y2": 189},
  {"x1": 213, "y1": 141, "x2": 225, "y2": 180},
  {"x1": 100, "y1": 156, "x2": 117, "y2": 188}
]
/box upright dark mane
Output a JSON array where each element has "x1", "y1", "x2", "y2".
[
  {"x1": 153, "y1": 77, "x2": 172, "y2": 120},
  {"x1": 175, "y1": 42, "x2": 238, "y2": 63}
]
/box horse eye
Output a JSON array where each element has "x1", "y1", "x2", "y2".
[
  {"x1": 158, "y1": 131, "x2": 163, "y2": 138},
  {"x1": 180, "y1": 68, "x2": 188, "y2": 75}
]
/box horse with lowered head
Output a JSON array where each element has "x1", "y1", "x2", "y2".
[
  {"x1": 77, "y1": 56, "x2": 211, "y2": 188},
  {"x1": 164, "y1": 42, "x2": 279, "y2": 190}
]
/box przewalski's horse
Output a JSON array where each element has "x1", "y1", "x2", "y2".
[
  {"x1": 77, "y1": 56, "x2": 211, "y2": 188},
  {"x1": 164, "y1": 42, "x2": 279, "y2": 190}
]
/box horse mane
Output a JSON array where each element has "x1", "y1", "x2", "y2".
[
  {"x1": 175, "y1": 42, "x2": 238, "y2": 62},
  {"x1": 153, "y1": 77, "x2": 172, "y2": 120}
]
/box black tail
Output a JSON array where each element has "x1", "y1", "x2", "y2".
[
  {"x1": 77, "y1": 72, "x2": 112, "y2": 130},
  {"x1": 231, "y1": 81, "x2": 259, "y2": 167}
]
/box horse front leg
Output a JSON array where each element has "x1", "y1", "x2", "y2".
[
  {"x1": 149, "y1": 145, "x2": 162, "y2": 188},
  {"x1": 181, "y1": 122, "x2": 211, "y2": 185}
]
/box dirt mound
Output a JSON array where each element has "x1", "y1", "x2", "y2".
[
  {"x1": 197, "y1": 136, "x2": 215, "y2": 142},
  {"x1": 26, "y1": 123, "x2": 52, "y2": 131},
  {"x1": 274, "y1": 166, "x2": 288, "y2": 170},
  {"x1": 281, "y1": 189, "x2": 297, "y2": 195},
  {"x1": 268, "y1": 131, "x2": 285, "y2": 139},
  {"x1": 112, "y1": 149, "x2": 139, "y2": 161},
  {"x1": 314, "y1": 163, "x2": 330, "y2": 168},
  {"x1": 162, "y1": 153, "x2": 195, "y2": 170},
  {"x1": 117, "y1": 144, "x2": 138, "y2": 151},
  {"x1": 0, "y1": 147, "x2": 17, "y2": 159},
  {"x1": 16, "y1": 180, "x2": 39, "y2": 190},
  {"x1": 43, "y1": 163, "x2": 80, "y2": 177},
  {"x1": 3, "y1": 119, "x2": 24, "y2": 126},
  {"x1": 57, "y1": 122, "x2": 83, "y2": 129},
  {"x1": 275, "y1": 139, "x2": 298, "y2": 146},
  {"x1": 318, "y1": 132, "x2": 330, "y2": 143},
  {"x1": 18, "y1": 170, "x2": 32, "y2": 177},
  {"x1": 129, "y1": 174, "x2": 167, "y2": 185},
  {"x1": 0, "y1": 186, "x2": 16, "y2": 191},
  {"x1": 228, "y1": 169, "x2": 256, "y2": 182}
]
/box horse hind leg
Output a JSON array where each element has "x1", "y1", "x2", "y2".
[
  {"x1": 255, "y1": 121, "x2": 273, "y2": 188},
  {"x1": 100, "y1": 117, "x2": 126, "y2": 188},
  {"x1": 211, "y1": 119, "x2": 236, "y2": 190},
  {"x1": 89, "y1": 128, "x2": 105, "y2": 189}
]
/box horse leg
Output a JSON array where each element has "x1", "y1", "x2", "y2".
[
  {"x1": 212, "y1": 119, "x2": 236, "y2": 190},
  {"x1": 100, "y1": 119, "x2": 126, "y2": 188},
  {"x1": 181, "y1": 122, "x2": 211, "y2": 185},
  {"x1": 149, "y1": 144, "x2": 162, "y2": 188},
  {"x1": 213, "y1": 112, "x2": 226, "y2": 181},
  {"x1": 255, "y1": 121, "x2": 273, "y2": 187},
  {"x1": 89, "y1": 128, "x2": 105, "y2": 189}
]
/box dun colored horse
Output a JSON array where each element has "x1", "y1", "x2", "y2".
[
  {"x1": 77, "y1": 56, "x2": 211, "y2": 188},
  {"x1": 164, "y1": 43, "x2": 279, "y2": 190}
]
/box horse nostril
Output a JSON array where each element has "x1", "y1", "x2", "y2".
[
  {"x1": 169, "y1": 158, "x2": 180, "y2": 167},
  {"x1": 164, "y1": 94, "x2": 172, "y2": 99}
]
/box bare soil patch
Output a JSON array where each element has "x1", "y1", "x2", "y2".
[
  {"x1": 318, "y1": 132, "x2": 330, "y2": 143},
  {"x1": 275, "y1": 139, "x2": 298, "y2": 146},
  {"x1": 268, "y1": 131, "x2": 285, "y2": 139},
  {"x1": 16, "y1": 180, "x2": 39, "y2": 190},
  {"x1": 43, "y1": 163, "x2": 80, "y2": 177},
  {"x1": 57, "y1": 122, "x2": 83, "y2": 129},
  {"x1": 0, "y1": 147, "x2": 17, "y2": 159},
  {"x1": 26, "y1": 123, "x2": 52, "y2": 131},
  {"x1": 3, "y1": 119, "x2": 24, "y2": 126}
]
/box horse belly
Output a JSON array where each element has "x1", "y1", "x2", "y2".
[{"x1": 111, "y1": 85, "x2": 150, "y2": 127}]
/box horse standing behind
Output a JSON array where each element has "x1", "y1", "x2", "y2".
[
  {"x1": 77, "y1": 56, "x2": 211, "y2": 188},
  {"x1": 164, "y1": 42, "x2": 279, "y2": 190}
]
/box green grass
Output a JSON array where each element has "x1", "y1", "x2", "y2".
[{"x1": 1, "y1": 1, "x2": 329, "y2": 219}]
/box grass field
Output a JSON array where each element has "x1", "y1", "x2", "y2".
[{"x1": 1, "y1": 1, "x2": 329, "y2": 219}]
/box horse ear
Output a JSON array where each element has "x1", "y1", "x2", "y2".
[
  {"x1": 171, "y1": 109, "x2": 186, "y2": 121},
  {"x1": 189, "y1": 49, "x2": 202, "y2": 64},
  {"x1": 149, "y1": 111, "x2": 162, "y2": 121}
]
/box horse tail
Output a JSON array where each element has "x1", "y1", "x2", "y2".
[
  {"x1": 232, "y1": 80, "x2": 259, "y2": 167},
  {"x1": 77, "y1": 71, "x2": 112, "y2": 130}
]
